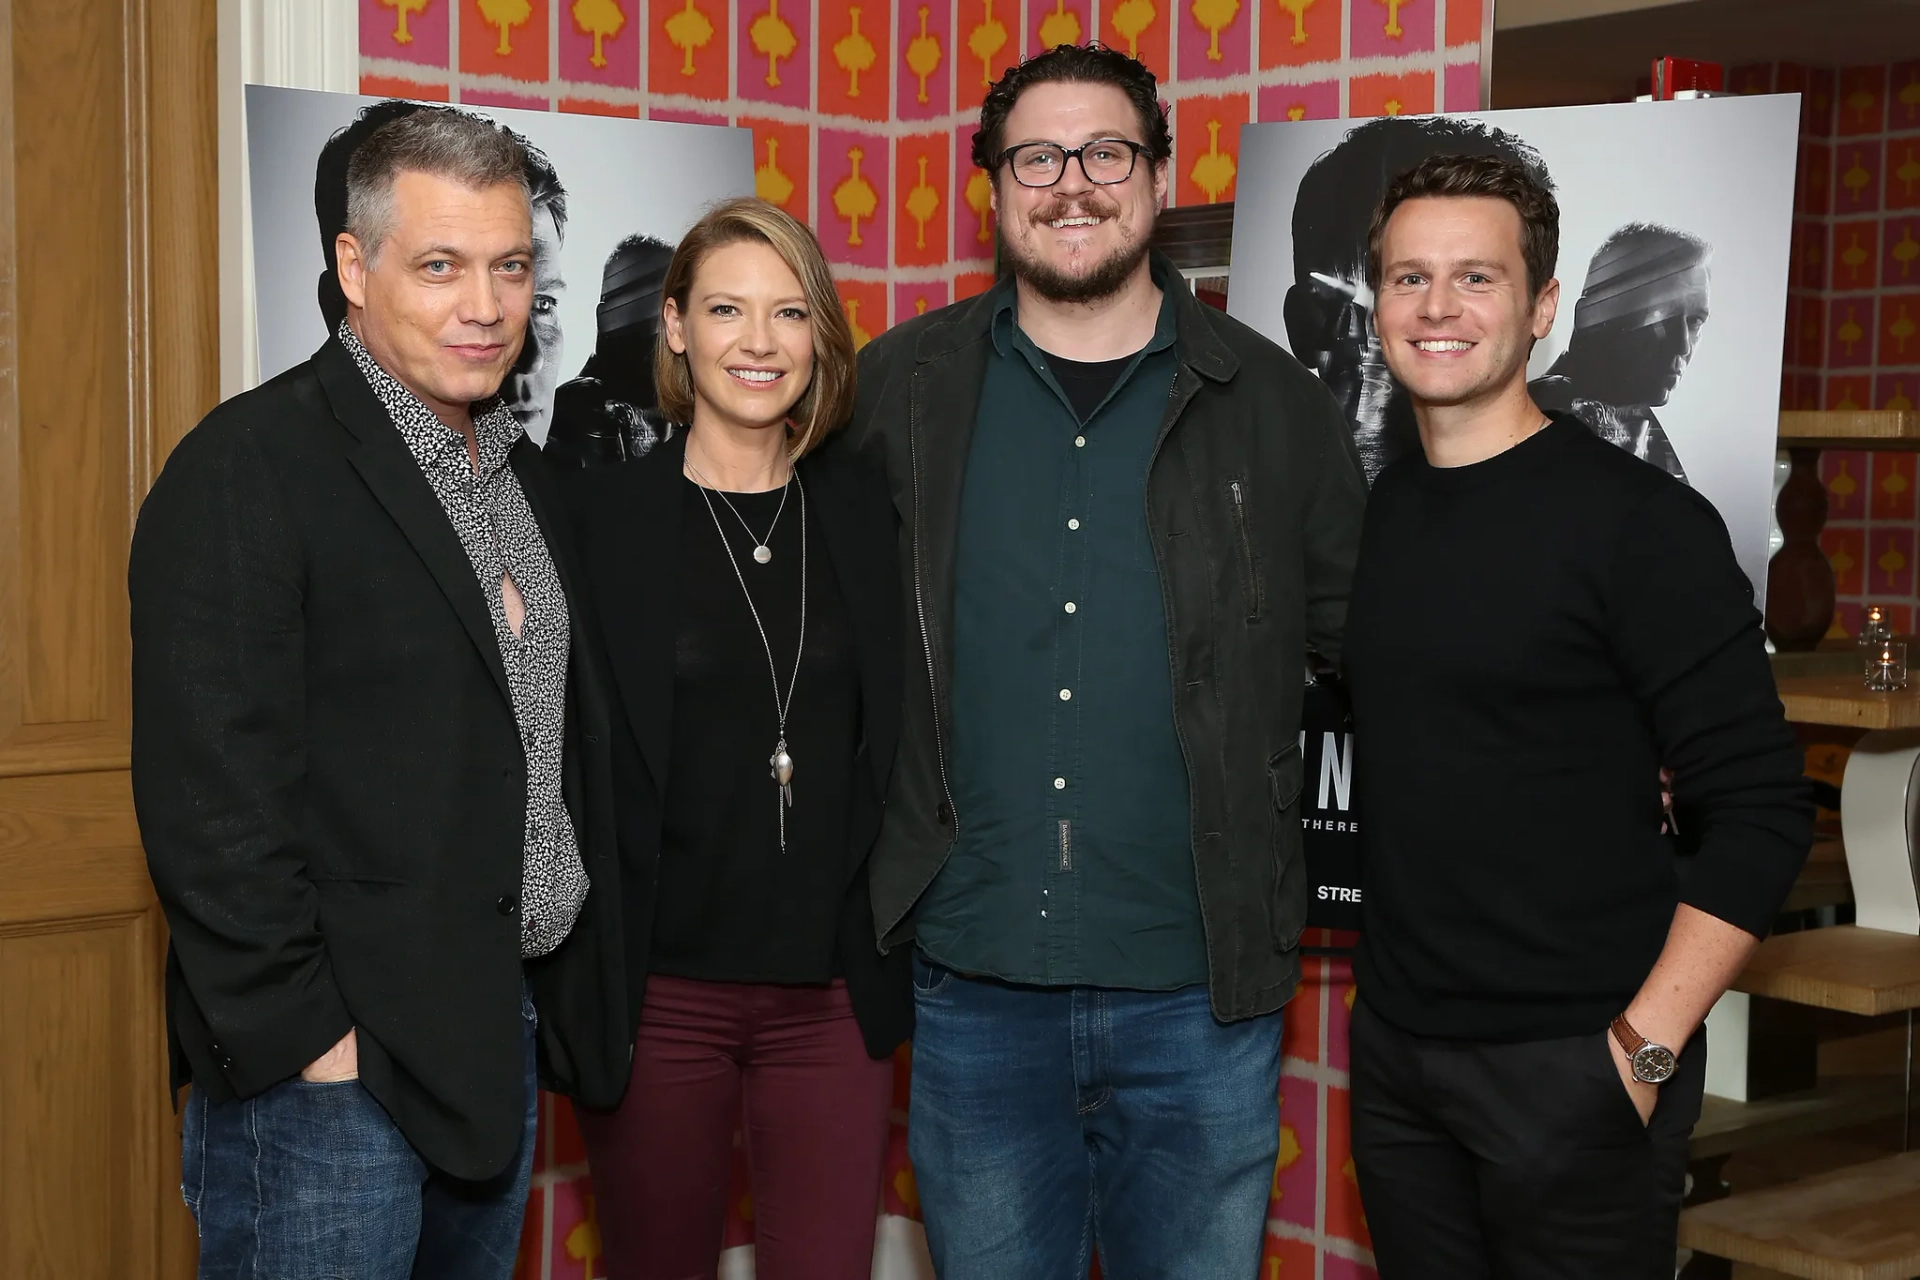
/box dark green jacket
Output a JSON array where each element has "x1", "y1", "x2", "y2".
[{"x1": 846, "y1": 253, "x2": 1367, "y2": 1020}]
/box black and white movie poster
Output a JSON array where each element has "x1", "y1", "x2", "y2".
[
  {"x1": 245, "y1": 85, "x2": 753, "y2": 454},
  {"x1": 1230, "y1": 96, "x2": 1800, "y2": 601},
  {"x1": 1230, "y1": 97, "x2": 1799, "y2": 931}
]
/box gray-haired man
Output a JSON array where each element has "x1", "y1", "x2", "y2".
[{"x1": 132, "y1": 107, "x2": 626, "y2": 1278}]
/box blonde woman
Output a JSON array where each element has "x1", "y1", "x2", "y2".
[{"x1": 557, "y1": 197, "x2": 908, "y2": 1278}]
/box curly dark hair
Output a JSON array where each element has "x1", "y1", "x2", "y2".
[
  {"x1": 1366, "y1": 151, "x2": 1560, "y2": 298},
  {"x1": 971, "y1": 42, "x2": 1171, "y2": 173}
]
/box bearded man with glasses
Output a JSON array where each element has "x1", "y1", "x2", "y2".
[{"x1": 842, "y1": 42, "x2": 1367, "y2": 1280}]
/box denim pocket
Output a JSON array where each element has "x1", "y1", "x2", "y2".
[{"x1": 911, "y1": 952, "x2": 954, "y2": 997}]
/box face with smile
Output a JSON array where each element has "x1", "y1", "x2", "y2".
[
  {"x1": 991, "y1": 80, "x2": 1167, "y2": 304},
  {"x1": 337, "y1": 169, "x2": 534, "y2": 426},
  {"x1": 663, "y1": 238, "x2": 815, "y2": 440},
  {"x1": 1373, "y1": 195, "x2": 1557, "y2": 416},
  {"x1": 502, "y1": 201, "x2": 567, "y2": 437}
]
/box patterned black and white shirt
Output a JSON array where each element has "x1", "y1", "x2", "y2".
[{"x1": 340, "y1": 321, "x2": 588, "y2": 957}]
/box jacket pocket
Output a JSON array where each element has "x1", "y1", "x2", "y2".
[
  {"x1": 1228, "y1": 480, "x2": 1264, "y2": 621},
  {"x1": 1269, "y1": 740, "x2": 1304, "y2": 812},
  {"x1": 1268, "y1": 741, "x2": 1307, "y2": 952}
]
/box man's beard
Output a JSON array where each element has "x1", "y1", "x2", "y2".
[{"x1": 1001, "y1": 193, "x2": 1150, "y2": 305}]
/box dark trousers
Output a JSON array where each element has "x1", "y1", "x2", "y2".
[
  {"x1": 183, "y1": 987, "x2": 539, "y2": 1280},
  {"x1": 1350, "y1": 996, "x2": 1706, "y2": 1280},
  {"x1": 576, "y1": 975, "x2": 894, "y2": 1280}
]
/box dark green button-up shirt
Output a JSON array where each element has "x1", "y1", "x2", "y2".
[{"x1": 913, "y1": 284, "x2": 1207, "y2": 990}]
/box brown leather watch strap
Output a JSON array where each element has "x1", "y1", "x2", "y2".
[{"x1": 1610, "y1": 1014, "x2": 1648, "y2": 1057}]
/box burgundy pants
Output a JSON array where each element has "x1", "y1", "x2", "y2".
[{"x1": 577, "y1": 975, "x2": 894, "y2": 1280}]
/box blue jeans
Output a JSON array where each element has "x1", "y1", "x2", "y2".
[
  {"x1": 907, "y1": 955, "x2": 1283, "y2": 1280},
  {"x1": 181, "y1": 988, "x2": 538, "y2": 1280}
]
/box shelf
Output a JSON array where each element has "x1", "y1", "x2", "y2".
[
  {"x1": 1691, "y1": 1075, "x2": 1906, "y2": 1162},
  {"x1": 1780, "y1": 409, "x2": 1920, "y2": 450},
  {"x1": 1782, "y1": 839, "x2": 1853, "y2": 914},
  {"x1": 1678, "y1": 1150, "x2": 1920, "y2": 1279},
  {"x1": 1773, "y1": 674, "x2": 1920, "y2": 730},
  {"x1": 1771, "y1": 647, "x2": 1879, "y2": 681},
  {"x1": 1733, "y1": 925, "x2": 1920, "y2": 1016}
]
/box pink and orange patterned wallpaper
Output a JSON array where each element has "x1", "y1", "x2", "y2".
[
  {"x1": 361, "y1": 4, "x2": 1490, "y2": 1274},
  {"x1": 361, "y1": 0, "x2": 1490, "y2": 339},
  {"x1": 1734, "y1": 60, "x2": 1920, "y2": 636}
]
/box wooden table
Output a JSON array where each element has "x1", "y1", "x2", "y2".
[
  {"x1": 1678, "y1": 1151, "x2": 1920, "y2": 1280},
  {"x1": 1773, "y1": 676, "x2": 1920, "y2": 731}
]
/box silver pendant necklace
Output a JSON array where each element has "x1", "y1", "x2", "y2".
[
  {"x1": 689, "y1": 466, "x2": 806, "y2": 850},
  {"x1": 684, "y1": 452, "x2": 790, "y2": 564}
]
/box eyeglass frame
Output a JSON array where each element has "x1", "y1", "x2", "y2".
[{"x1": 992, "y1": 138, "x2": 1155, "y2": 189}]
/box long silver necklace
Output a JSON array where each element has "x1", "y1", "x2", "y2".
[
  {"x1": 684, "y1": 452, "x2": 790, "y2": 564},
  {"x1": 688, "y1": 463, "x2": 806, "y2": 850}
]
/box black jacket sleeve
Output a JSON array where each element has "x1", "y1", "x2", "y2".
[
  {"x1": 1605, "y1": 482, "x2": 1813, "y2": 938},
  {"x1": 1297, "y1": 372, "x2": 1368, "y2": 669},
  {"x1": 130, "y1": 420, "x2": 354, "y2": 1097}
]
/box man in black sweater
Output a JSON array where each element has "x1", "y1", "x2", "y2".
[{"x1": 1342, "y1": 153, "x2": 1811, "y2": 1277}]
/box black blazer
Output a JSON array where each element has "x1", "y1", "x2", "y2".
[
  {"x1": 557, "y1": 430, "x2": 912, "y2": 1061},
  {"x1": 130, "y1": 338, "x2": 631, "y2": 1181}
]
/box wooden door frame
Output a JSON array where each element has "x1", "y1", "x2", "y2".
[{"x1": 0, "y1": 0, "x2": 215, "y2": 1276}]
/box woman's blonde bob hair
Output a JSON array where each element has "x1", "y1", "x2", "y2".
[{"x1": 655, "y1": 196, "x2": 857, "y2": 459}]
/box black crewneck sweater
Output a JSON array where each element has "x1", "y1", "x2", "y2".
[{"x1": 1345, "y1": 415, "x2": 1811, "y2": 1042}]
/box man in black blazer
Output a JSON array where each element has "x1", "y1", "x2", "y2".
[{"x1": 131, "y1": 107, "x2": 625, "y2": 1280}]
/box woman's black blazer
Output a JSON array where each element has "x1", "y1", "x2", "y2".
[{"x1": 554, "y1": 429, "x2": 912, "y2": 1062}]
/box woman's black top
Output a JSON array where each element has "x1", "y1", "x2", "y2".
[{"x1": 649, "y1": 477, "x2": 861, "y2": 984}]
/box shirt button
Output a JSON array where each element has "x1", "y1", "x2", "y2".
[
  {"x1": 1074, "y1": 435, "x2": 1086, "y2": 448},
  {"x1": 1064, "y1": 602, "x2": 1077, "y2": 614},
  {"x1": 1067, "y1": 518, "x2": 1080, "y2": 530},
  {"x1": 1059, "y1": 689, "x2": 1072, "y2": 701},
  {"x1": 1040, "y1": 910, "x2": 1049, "y2": 918},
  {"x1": 1053, "y1": 777, "x2": 1066, "y2": 790}
]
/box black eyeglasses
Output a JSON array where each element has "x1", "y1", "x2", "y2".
[{"x1": 995, "y1": 138, "x2": 1150, "y2": 188}]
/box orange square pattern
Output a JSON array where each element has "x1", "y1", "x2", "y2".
[
  {"x1": 1348, "y1": 69, "x2": 1435, "y2": 119},
  {"x1": 364, "y1": 8, "x2": 1498, "y2": 1276},
  {"x1": 1261, "y1": 0, "x2": 1341, "y2": 70},
  {"x1": 462, "y1": 0, "x2": 550, "y2": 82},
  {"x1": 1175, "y1": 92, "x2": 1248, "y2": 206}
]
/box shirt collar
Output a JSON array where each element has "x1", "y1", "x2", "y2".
[
  {"x1": 336, "y1": 318, "x2": 523, "y2": 475},
  {"x1": 989, "y1": 263, "x2": 1182, "y2": 362}
]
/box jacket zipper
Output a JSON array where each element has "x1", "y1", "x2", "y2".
[
  {"x1": 1228, "y1": 480, "x2": 1262, "y2": 620},
  {"x1": 908, "y1": 375, "x2": 961, "y2": 840}
]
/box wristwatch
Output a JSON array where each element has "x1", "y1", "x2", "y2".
[{"x1": 1610, "y1": 1015, "x2": 1677, "y2": 1085}]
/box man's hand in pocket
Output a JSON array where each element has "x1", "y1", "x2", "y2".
[{"x1": 300, "y1": 1028, "x2": 359, "y2": 1083}]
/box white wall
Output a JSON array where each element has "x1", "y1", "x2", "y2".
[{"x1": 218, "y1": 0, "x2": 359, "y2": 399}]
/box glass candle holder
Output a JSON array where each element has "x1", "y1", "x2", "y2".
[
  {"x1": 1860, "y1": 605, "x2": 1894, "y2": 650},
  {"x1": 1866, "y1": 640, "x2": 1909, "y2": 692}
]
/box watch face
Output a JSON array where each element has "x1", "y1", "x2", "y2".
[{"x1": 1632, "y1": 1043, "x2": 1677, "y2": 1084}]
